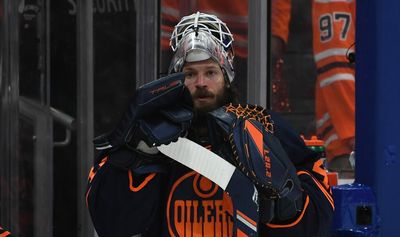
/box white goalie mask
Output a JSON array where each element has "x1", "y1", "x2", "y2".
[{"x1": 169, "y1": 12, "x2": 235, "y2": 83}]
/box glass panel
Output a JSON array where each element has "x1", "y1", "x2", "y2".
[
  {"x1": 17, "y1": 116, "x2": 35, "y2": 237},
  {"x1": 18, "y1": 97, "x2": 54, "y2": 237},
  {"x1": 270, "y1": 0, "x2": 356, "y2": 178},
  {"x1": 0, "y1": 0, "x2": 3, "y2": 83},
  {"x1": 160, "y1": 0, "x2": 249, "y2": 103},
  {"x1": 0, "y1": 0, "x2": 3, "y2": 105},
  {"x1": 19, "y1": 0, "x2": 47, "y2": 102},
  {"x1": 50, "y1": 1, "x2": 78, "y2": 236},
  {"x1": 0, "y1": 0, "x2": 18, "y2": 234},
  {"x1": 270, "y1": 0, "x2": 315, "y2": 129},
  {"x1": 93, "y1": 0, "x2": 137, "y2": 135},
  {"x1": 0, "y1": 1, "x2": 2, "y2": 165},
  {"x1": 18, "y1": 3, "x2": 55, "y2": 234}
]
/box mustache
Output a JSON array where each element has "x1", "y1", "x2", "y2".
[{"x1": 192, "y1": 88, "x2": 214, "y2": 98}]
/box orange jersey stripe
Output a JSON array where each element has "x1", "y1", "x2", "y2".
[
  {"x1": 237, "y1": 228, "x2": 249, "y2": 237},
  {"x1": 85, "y1": 185, "x2": 92, "y2": 208},
  {"x1": 88, "y1": 157, "x2": 108, "y2": 183},
  {"x1": 244, "y1": 119, "x2": 264, "y2": 157},
  {"x1": 237, "y1": 209, "x2": 258, "y2": 228},
  {"x1": 128, "y1": 171, "x2": 157, "y2": 192},
  {"x1": 312, "y1": 159, "x2": 330, "y2": 190}
]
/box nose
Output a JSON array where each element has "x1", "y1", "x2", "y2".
[{"x1": 194, "y1": 73, "x2": 207, "y2": 87}]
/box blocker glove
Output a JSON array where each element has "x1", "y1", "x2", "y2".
[{"x1": 93, "y1": 73, "x2": 193, "y2": 169}]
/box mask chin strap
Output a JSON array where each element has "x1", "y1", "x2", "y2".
[{"x1": 222, "y1": 68, "x2": 232, "y2": 88}]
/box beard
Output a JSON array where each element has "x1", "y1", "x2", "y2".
[
  {"x1": 188, "y1": 84, "x2": 236, "y2": 141},
  {"x1": 192, "y1": 87, "x2": 228, "y2": 115}
]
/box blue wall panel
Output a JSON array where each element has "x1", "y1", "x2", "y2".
[{"x1": 356, "y1": 1, "x2": 400, "y2": 236}]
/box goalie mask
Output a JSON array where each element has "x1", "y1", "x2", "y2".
[{"x1": 169, "y1": 12, "x2": 235, "y2": 83}]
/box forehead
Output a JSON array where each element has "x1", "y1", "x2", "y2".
[{"x1": 182, "y1": 59, "x2": 221, "y2": 71}]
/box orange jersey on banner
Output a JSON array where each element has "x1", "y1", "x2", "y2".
[
  {"x1": 160, "y1": 0, "x2": 179, "y2": 50},
  {"x1": 312, "y1": 0, "x2": 356, "y2": 160},
  {"x1": 271, "y1": 0, "x2": 291, "y2": 43}
]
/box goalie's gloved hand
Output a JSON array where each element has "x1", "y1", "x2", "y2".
[
  {"x1": 126, "y1": 104, "x2": 193, "y2": 148},
  {"x1": 93, "y1": 103, "x2": 194, "y2": 171},
  {"x1": 209, "y1": 104, "x2": 303, "y2": 222},
  {"x1": 93, "y1": 73, "x2": 193, "y2": 151},
  {"x1": 93, "y1": 73, "x2": 194, "y2": 172}
]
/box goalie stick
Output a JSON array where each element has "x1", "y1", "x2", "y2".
[{"x1": 158, "y1": 137, "x2": 261, "y2": 236}]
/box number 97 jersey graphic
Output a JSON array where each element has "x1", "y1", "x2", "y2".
[{"x1": 312, "y1": 0, "x2": 356, "y2": 162}]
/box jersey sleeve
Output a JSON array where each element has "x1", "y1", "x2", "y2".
[{"x1": 86, "y1": 148, "x2": 168, "y2": 237}]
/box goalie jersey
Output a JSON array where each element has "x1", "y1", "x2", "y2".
[{"x1": 86, "y1": 108, "x2": 334, "y2": 237}]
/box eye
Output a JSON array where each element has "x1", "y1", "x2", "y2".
[
  {"x1": 206, "y1": 70, "x2": 217, "y2": 77},
  {"x1": 184, "y1": 71, "x2": 194, "y2": 79}
]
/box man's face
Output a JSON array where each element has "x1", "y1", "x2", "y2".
[{"x1": 183, "y1": 59, "x2": 226, "y2": 113}]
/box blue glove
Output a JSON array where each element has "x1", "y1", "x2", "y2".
[{"x1": 93, "y1": 72, "x2": 193, "y2": 150}]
